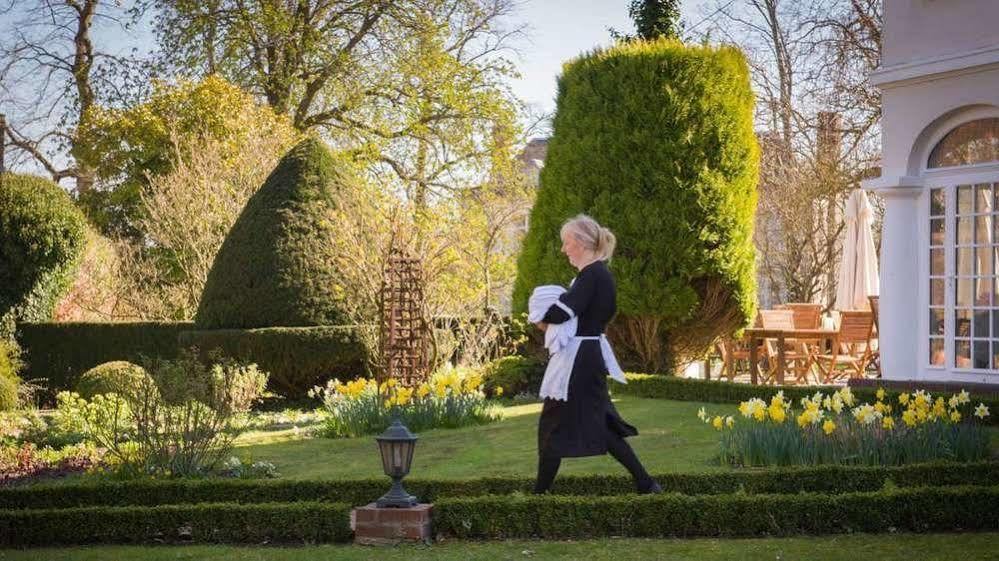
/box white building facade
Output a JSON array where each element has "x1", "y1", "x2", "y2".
[{"x1": 864, "y1": 0, "x2": 999, "y2": 384}]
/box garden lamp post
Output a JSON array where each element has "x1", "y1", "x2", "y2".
[{"x1": 375, "y1": 411, "x2": 418, "y2": 508}]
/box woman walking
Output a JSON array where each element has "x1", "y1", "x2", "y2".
[{"x1": 531, "y1": 214, "x2": 661, "y2": 495}]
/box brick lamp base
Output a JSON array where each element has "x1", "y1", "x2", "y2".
[{"x1": 351, "y1": 503, "x2": 433, "y2": 545}]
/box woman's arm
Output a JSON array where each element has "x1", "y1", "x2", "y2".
[{"x1": 541, "y1": 269, "x2": 596, "y2": 325}]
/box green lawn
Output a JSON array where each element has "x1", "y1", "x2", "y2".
[
  {"x1": 234, "y1": 396, "x2": 999, "y2": 480},
  {"x1": 233, "y1": 397, "x2": 727, "y2": 479},
  {"x1": 3, "y1": 533, "x2": 998, "y2": 561}
]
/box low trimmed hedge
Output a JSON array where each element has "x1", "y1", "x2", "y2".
[
  {"x1": 4, "y1": 461, "x2": 997, "y2": 510},
  {"x1": 612, "y1": 374, "x2": 999, "y2": 426},
  {"x1": 4, "y1": 486, "x2": 996, "y2": 545},
  {"x1": 16, "y1": 322, "x2": 191, "y2": 394},
  {"x1": 178, "y1": 326, "x2": 366, "y2": 398},
  {"x1": 433, "y1": 485, "x2": 999, "y2": 539},
  {"x1": 15, "y1": 322, "x2": 366, "y2": 400},
  {"x1": 0, "y1": 501, "x2": 352, "y2": 546}
]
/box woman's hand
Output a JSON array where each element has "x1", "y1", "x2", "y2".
[{"x1": 534, "y1": 321, "x2": 548, "y2": 332}]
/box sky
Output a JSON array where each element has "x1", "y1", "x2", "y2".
[{"x1": 507, "y1": 0, "x2": 710, "y2": 116}]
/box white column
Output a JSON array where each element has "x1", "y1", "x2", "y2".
[{"x1": 875, "y1": 186, "x2": 922, "y2": 380}]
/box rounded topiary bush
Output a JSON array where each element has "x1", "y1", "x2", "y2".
[
  {"x1": 195, "y1": 138, "x2": 352, "y2": 329},
  {"x1": 512, "y1": 39, "x2": 759, "y2": 372},
  {"x1": 76, "y1": 360, "x2": 153, "y2": 400},
  {"x1": 481, "y1": 355, "x2": 544, "y2": 397},
  {"x1": 0, "y1": 173, "x2": 88, "y2": 324}
]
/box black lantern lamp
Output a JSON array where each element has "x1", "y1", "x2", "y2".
[{"x1": 375, "y1": 412, "x2": 418, "y2": 508}]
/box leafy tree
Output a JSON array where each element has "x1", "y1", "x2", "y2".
[
  {"x1": 142, "y1": 0, "x2": 523, "y2": 209},
  {"x1": 612, "y1": 0, "x2": 683, "y2": 42},
  {"x1": 631, "y1": 0, "x2": 683, "y2": 40},
  {"x1": 75, "y1": 75, "x2": 298, "y2": 239}
]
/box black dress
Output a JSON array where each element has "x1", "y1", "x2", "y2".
[{"x1": 538, "y1": 260, "x2": 638, "y2": 458}]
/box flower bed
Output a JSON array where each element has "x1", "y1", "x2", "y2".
[
  {"x1": 699, "y1": 386, "x2": 993, "y2": 467},
  {"x1": 310, "y1": 366, "x2": 500, "y2": 438}
]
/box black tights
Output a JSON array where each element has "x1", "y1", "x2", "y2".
[{"x1": 533, "y1": 433, "x2": 653, "y2": 494}]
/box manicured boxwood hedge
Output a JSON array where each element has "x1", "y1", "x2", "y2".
[
  {"x1": 16, "y1": 321, "x2": 192, "y2": 394},
  {"x1": 16, "y1": 322, "x2": 366, "y2": 399},
  {"x1": 0, "y1": 501, "x2": 352, "y2": 546},
  {"x1": 4, "y1": 461, "x2": 996, "y2": 510},
  {"x1": 7, "y1": 486, "x2": 992, "y2": 545},
  {"x1": 433, "y1": 485, "x2": 999, "y2": 539},
  {"x1": 178, "y1": 325, "x2": 366, "y2": 398},
  {"x1": 612, "y1": 374, "x2": 999, "y2": 426}
]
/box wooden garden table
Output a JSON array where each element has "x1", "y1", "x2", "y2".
[{"x1": 743, "y1": 327, "x2": 840, "y2": 385}]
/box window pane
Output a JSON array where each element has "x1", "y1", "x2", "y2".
[
  {"x1": 956, "y1": 309, "x2": 972, "y2": 337},
  {"x1": 976, "y1": 247, "x2": 993, "y2": 276},
  {"x1": 977, "y1": 216, "x2": 994, "y2": 244},
  {"x1": 957, "y1": 248, "x2": 974, "y2": 275},
  {"x1": 974, "y1": 340, "x2": 991, "y2": 369},
  {"x1": 930, "y1": 309, "x2": 945, "y2": 335},
  {"x1": 975, "y1": 309, "x2": 991, "y2": 337},
  {"x1": 930, "y1": 338, "x2": 945, "y2": 366},
  {"x1": 957, "y1": 278, "x2": 973, "y2": 307},
  {"x1": 993, "y1": 341, "x2": 999, "y2": 372},
  {"x1": 993, "y1": 309, "x2": 999, "y2": 339},
  {"x1": 930, "y1": 248, "x2": 944, "y2": 275},
  {"x1": 927, "y1": 118, "x2": 999, "y2": 168},
  {"x1": 977, "y1": 184, "x2": 995, "y2": 213},
  {"x1": 957, "y1": 217, "x2": 973, "y2": 243},
  {"x1": 956, "y1": 340, "x2": 971, "y2": 368},
  {"x1": 976, "y1": 277, "x2": 995, "y2": 306},
  {"x1": 930, "y1": 218, "x2": 945, "y2": 246},
  {"x1": 931, "y1": 188, "x2": 945, "y2": 216},
  {"x1": 958, "y1": 185, "x2": 974, "y2": 214},
  {"x1": 931, "y1": 279, "x2": 944, "y2": 306}
]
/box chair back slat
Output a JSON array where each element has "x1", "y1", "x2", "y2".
[
  {"x1": 838, "y1": 310, "x2": 874, "y2": 343},
  {"x1": 783, "y1": 303, "x2": 822, "y2": 329},
  {"x1": 758, "y1": 309, "x2": 795, "y2": 331}
]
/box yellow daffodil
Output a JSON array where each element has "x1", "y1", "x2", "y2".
[
  {"x1": 712, "y1": 416, "x2": 724, "y2": 430},
  {"x1": 495, "y1": 386, "x2": 504, "y2": 397},
  {"x1": 958, "y1": 390, "x2": 971, "y2": 405},
  {"x1": 417, "y1": 384, "x2": 431, "y2": 398},
  {"x1": 882, "y1": 416, "x2": 895, "y2": 430},
  {"x1": 726, "y1": 416, "x2": 735, "y2": 428},
  {"x1": 948, "y1": 395, "x2": 960, "y2": 410},
  {"x1": 876, "y1": 387, "x2": 886, "y2": 401},
  {"x1": 697, "y1": 407, "x2": 708, "y2": 422},
  {"x1": 974, "y1": 403, "x2": 990, "y2": 419},
  {"x1": 822, "y1": 419, "x2": 836, "y2": 435},
  {"x1": 950, "y1": 410, "x2": 961, "y2": 423},
  {"x1": 899, "y1": 392, "x2": 910, "y2": 405},
  {"x1": 768, "y1": 404, "x2": 786, "y2": 424},
  {"x1": 902, "y1": 409, "x2": 917, "y2": 427}
]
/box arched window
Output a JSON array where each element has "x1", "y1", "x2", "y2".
[{"x1": 928, "y1": 118, "x2": 999, "y2": 168}]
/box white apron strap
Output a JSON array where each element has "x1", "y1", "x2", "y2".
[{"x1": 599, "y1": 335, "x2": 627, "y2": 384}]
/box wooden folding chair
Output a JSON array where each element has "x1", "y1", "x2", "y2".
[
  {"x1": 716, "y1": 336, "x2": 765, "y2": 382},
  {"x1": 867, "y1": 296, "x2": 881, "y2": 377},
  {"x1": 758, "y1": 309, "x2": 813, "y2": 385},
  {"x1": 814, "y1": 310, "x2": 876, "y2": 382}
]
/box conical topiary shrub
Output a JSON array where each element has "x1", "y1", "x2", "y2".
[
  {"x1": 512, "y1": 39, "x2": 759, "y2": 372},
  {"x1": 195, "y1": 137, "x2": 352, "y2": 329}
]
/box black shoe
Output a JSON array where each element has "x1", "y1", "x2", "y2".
[{"x1": 638, "y1": 480, "x2": 663, "y2": 494}]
